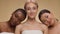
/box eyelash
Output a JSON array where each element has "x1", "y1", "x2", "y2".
[
  {"x1": 27, "y1": 7, "x2": 36, "y2": 10},
  {"x1": 45, "y1": 16, "x2": 48, "y2": 18}
]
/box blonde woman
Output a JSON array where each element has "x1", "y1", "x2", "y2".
[{"x1": 15, "y1": 0, "x2": 48, "y2": 34}]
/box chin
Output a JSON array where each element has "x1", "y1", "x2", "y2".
[
  {"x1": 29, "y1": 15, "x2": 35, "y2": 18},
  {"x1": 48, "y1": 24, "x2": 53, "y2": 28},
  {"x1": 31, "y1": 17, "x2": 35, "y2": 19}
]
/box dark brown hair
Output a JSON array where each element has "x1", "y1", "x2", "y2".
[
  {"x1": 12, "y1": 8, "x2": 26, "y2": 18},
  {"x1": 39, "y1": 9, "x2": 51, "y2": 21}
]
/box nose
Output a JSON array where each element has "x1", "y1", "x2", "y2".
[
  {"x1": 46, "y1": 16, "x2": 51, "y2": 21},
  {"x1": 30, "y1": 8, "x2": 33, "y2": 12}
]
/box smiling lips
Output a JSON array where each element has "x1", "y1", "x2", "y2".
[{"x1": 30, "y1": 13, "x2": 35, "y2": 16}]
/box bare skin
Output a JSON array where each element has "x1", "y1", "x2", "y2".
[
  {"x1": 15, "y1": 2, "x2": 48, "y2": 34},
  {"x1": 0, "y1": 9, "x2": 26, "y2": 33},
  {"x1": 0, "y1": 21, "x2": 14, "y2": 33},
  {"x1": 48, "y1": 20, "x2": 60, "y2": 34},
  {"x1": 15, "y1": 20, "x2": 48, "y2": 34},
  {"x1": 39, "y1": 10, "x2": 60, "y2": 34}
]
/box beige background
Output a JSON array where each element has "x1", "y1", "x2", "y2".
[{"x1": 0, "y1": 0, "x2": 60, "y2": 22}]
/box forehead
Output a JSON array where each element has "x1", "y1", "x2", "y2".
[
  {"x1": 26, "y1": 2, "x2": 37, "y2": 7},
  {"x1": 42, "y1": 13, "x2": 51, "y2": 17},
  {"x1": 16, "y1": 11, "x2": 22, "y2": 13},
  {"x1": 15, "y1": 11, "x2": 23, "y2": 15}
]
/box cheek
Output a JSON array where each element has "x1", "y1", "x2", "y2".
[
  {"x1": 41, "y1": 17, "x2": 46, "y2": 21},
  {"x1": 34, "y1": 10, "x2": 37, "y2": 14},
  {"x1": 27, "y1": 10, "x2": 30, "y2": 12},
  {"x1": 32, "y1": 9, "x2": 38, "y2": 16},
  {"x1": 48, "y1": 14, "x2": 53, "y2": 19},
  {"x1": 27, "y1": 11, "x2": 31, "y2": 16},
  {"x1": 18, "y1": 16, "x2": 25, "y2": 21},
  {"x1": 18, "y1": 14, "x2": 23, "y2": 18},
  {"x1": 17, "y1": 14, "x2": 24, "y2": 19},
  {"x1": 47, "y1": 17, "x2": 53, "y2": 22},
  {"x1": 33, "y1": 9, "x2": 38, "y2": 12},
  {"x1": 20, "y1": 15, "x2": 24, "y2": 18}
]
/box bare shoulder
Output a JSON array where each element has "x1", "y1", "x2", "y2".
[
  {"x1": 16, "y1": 23, "x2": 24, "y2": 30},
  {"x1": 0, "y1": 21, "x2": 7, "y2": 26},
  {"x1": 0, "y1": 21, "x2": 7, "y2": 24},
  {"x1": 40, "y1": 23, "x2": 48, "y2": 30},
  {"x1": 0, "y1": 22, "x2": 3, "y2": 24},
  {"x1": 0, "y1": 22, "x2": 5, "y2": 31},
  {"x1": 0, "y1": 22, "x2": 4, "y2": 26}
]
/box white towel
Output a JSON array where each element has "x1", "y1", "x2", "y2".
[
  {"x1": 22, "y1": 30, "x2": 43, "y2": 34},
  {"x1": 0, "y1": 32, "x2": 14, "y2": 34}
]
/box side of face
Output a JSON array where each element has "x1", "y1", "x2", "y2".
[
  {"x1": 26, "y1": 3, "x2": 38, "y2": 18},
  {"x1": 40, "y1": 13, "x2": 54, "y2": 26},
  {"x1": 15, "y1": 11, "x2": 25, "y2": 21},
  {"x1": 11, "y1": 11, "x2": 26, "y2": 25}
]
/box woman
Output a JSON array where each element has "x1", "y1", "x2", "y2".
[
  {"x1": 39, "y1": 9, "x2": 60, "y2": 34},
  {"x1": 0, "y1": 8, "x2": 27, "y2": 33},
  {"x1": 15, "y1": 0, "x2": 48, "y2": 34},
  {"x1": 38, "y1": 9, "x2": 57, "y2": 27}
]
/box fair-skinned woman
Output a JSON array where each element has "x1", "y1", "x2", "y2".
[
  {"x1": 39, "y1": 9, "x2": 57, "y2": 27},
  {"x1": 39, "y1": 9, "x2": 60, "y2": 34},
  {"x1": 15, "y1": 0, "x2": 48, "y2": 34}
]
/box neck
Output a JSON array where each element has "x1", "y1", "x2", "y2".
[
  {"x1": 29, "y1": 18, "x2": 35, "y2": 21},
  {"x1": 49, "y1": 19, "x2": 59, "y2": 29},
  {"x1": 53, "y1": 19, "x2": 59, "y2": 27},
  {"x1": 27, "y1": 17, "x2": 36, "y2": 24},
  {"x1": 8, "y1": 18, "x2": 20, "y2": 28}
]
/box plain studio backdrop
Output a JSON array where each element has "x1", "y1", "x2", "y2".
[{"x1": 0, "y1": 0, "x2": 60, "y2": 22}]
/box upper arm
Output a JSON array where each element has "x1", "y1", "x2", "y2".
[{"x1": 15, "y1": 24, "x2": 23, "y2": 34}]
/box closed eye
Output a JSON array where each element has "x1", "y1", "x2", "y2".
[{"x1": 45, "y1": 16, "x2": 48, "y2": 18}]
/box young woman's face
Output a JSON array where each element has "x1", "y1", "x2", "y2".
[
  {"x1": 40, "y1": 13, "x2": 54, "y2": 26},
  {"x1": 15, "y1": 11, "x2": 25, "y2": 21},
  {"x1": 11, "y1": 10, "x2": 26, "y2": 26},
  {"x1": 26, "y1": 3, "x2": 38, "y2": 18}
]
